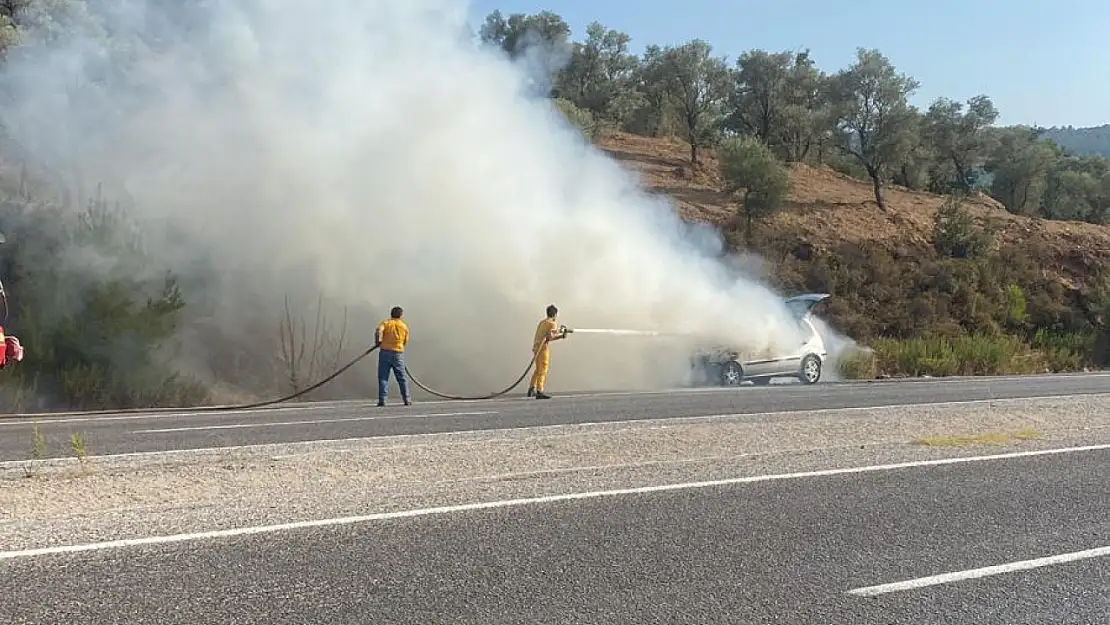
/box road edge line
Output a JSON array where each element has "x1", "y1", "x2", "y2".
[
  {"x1": 2, "y1": 442, "x2": 1108, "y2": 561},
  {"x1": 847, "y1": 545, "x2": 1110, "y2": 596},
  {"x1": 2, "y1": 392, "x2": 1109, "y2": 466}
]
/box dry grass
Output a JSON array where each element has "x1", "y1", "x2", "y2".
[
  {"x1": 595, "y1": 132, "x2": 1110, "y2": 288},
  {"x1": 599, "y1": 132, "x2": 733, "y2": 223},
  {"x1": 910, "y1": 429, "x2": 1042, "y2": 447}
]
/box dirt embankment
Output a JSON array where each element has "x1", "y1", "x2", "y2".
[{"x1": 596, "y1": 132, "x2": 1110, "y2": 292}]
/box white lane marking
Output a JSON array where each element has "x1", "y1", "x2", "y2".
[
  {"x1": 3, "y1": 393, "x2": 1107, "y2": 466},
  {"x1": 2, "y1": 443, "x2": 1107, "y2": 561},
  {"x1": 0, "y1": 398, "x2": 505, "y2": 427},
  {"x1": 848, "y1": 546, "x2": 1110, "y2": 597},
  {"x1": 131, "y1": 412, "x2": 496, "y2": 434},
  {"x1": 542, "y1": 374, "x2": 1110, "y2": 401},
  {"x1": 0, "y1": 403, "x2": 375, "y2": 426},
  {"x1": 4, "y1": 370, "x2": 1107, "y2": 425},
  {"x1": 0, "y1": 389, "x2": 714, "y2": 425}
]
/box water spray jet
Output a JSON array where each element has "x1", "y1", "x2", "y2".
[{"x1": 564, "y1": 328, "x2": 668, "y2": 337}]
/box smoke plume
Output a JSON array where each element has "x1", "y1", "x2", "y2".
[{"x1": 0, "y1": 0, "x2": 809, "y2": 396}]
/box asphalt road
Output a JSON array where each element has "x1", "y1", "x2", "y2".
[
  {"x1": 0, "y1": 373, "x2": 1107, "y2": 461},
  {"x1": 2, "y1": 445, "x2": 1106, "y2": 624}
]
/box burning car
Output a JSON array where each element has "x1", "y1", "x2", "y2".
[{"x1": 690, "y1": 293, "x2": 830, "y2": 386}]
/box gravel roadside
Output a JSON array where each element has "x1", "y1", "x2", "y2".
[{"x1": 1, "y1": 394, "x2": 1108, "y2": 552}]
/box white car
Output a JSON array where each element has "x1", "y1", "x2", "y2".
[{"x1": 690, "y1": 293, "x2": 829, "y2": 386}]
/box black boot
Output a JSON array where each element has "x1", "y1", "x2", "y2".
[
  {"x1": 526, "y1": 387, "x2": 535, "y2": 398},
  {"x1": 535, "y1": 392, "x2": 552, "y2": 400}
]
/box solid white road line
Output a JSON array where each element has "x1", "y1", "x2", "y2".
[
  {"x1": 130, "y1": 411, "x2": 496, "y2": 434},
  {"x1": 3, "y1": 394, "x2": 1107, "y2": 466},
  {"x1": 129, "y1": 390, "x2": 1103, "y2": 438},
  {"x1": 2, "y1": 371, "x2": 1107, "y2": 426},
  {"x1": 1, "y1": 443, "x2": 1107, "y2": 561},
  {"x1": 0, "y1": 403, "x2": 374, "y2": 426},
  {"x1": 7, "y1": 387, "x2": 1107, "y2": 432},
  {"x1": 848, "y1": 545, "x2": 1110, "y2": 597}
]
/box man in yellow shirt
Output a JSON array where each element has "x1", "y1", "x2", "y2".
[
  {"x1": 528, "y1": 304, "x2": 568, "y2": 399},
  {"x1": 375, "y1": 306, "x2": 411, "y2": 407}
]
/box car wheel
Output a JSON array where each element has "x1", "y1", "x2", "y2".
[
  {"x1": 720, "y1": 361, "x2": 744, "y2": 386},
  {"x1": 798, "y1": 355, "x2": 822, "y2": 385}
]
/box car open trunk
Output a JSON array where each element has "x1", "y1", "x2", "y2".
[{"x1": 784, "y1": 293, "x2": 830, "y2": 320}]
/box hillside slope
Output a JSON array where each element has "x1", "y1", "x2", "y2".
[
  {"x1": 596, "y1": 132, "x2": 1110, "y2": 347},
  {"x1": 599, "y1": 132, "x2": 1110, "y2": 289}
]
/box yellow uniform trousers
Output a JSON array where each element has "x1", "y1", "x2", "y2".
[{"x1": 529, "y1": 346, "x2": 551, "y2": 392}]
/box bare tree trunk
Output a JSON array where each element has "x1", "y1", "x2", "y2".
[
  {"x1": 866, "y1": 164, "x2": 886, "y2": 210},
  {"x1": 893, "y1": 165, "x2": 910, "y2": 188},
  {"x1": 796, "y1": 138, "x2": 812, "y2": 163},
  {"x1": 952, "y1": 154, "x2": 970, "y2": 191},
  {"x1": 1018, "y1": 180, "x2": 1034, "y2": 215},
  {"x1": 689, "y1": 140, "x2": 698, "y2": 167}
]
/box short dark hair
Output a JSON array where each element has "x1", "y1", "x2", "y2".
[
  {"x1": 546, "y1": 304, "x2": 558, "y2": 318},
  {"x1": 390, "y1": 306, "x2": 403, "y2": 319}
]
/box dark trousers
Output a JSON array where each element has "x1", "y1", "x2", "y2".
[{"x1": 378, "y1": 349, "x2": 410, "y2": 403}]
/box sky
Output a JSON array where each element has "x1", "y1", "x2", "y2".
[{"x1": 467, "y1": 0, "x2": 1110, "y2": 129}]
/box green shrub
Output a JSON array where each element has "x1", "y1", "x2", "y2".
[
  {"x1": 1003, "y1": 284, "x2": 1027, "y2": 327},
  {"x1": 554, "y1": 98, "x2": 600, "y2": 140},
  {"x1": 770, "y1": 230, "x2": 1107, "y2": 372},
  {"x1": 870, "y1": 334, "x2": 1037, "y2": 377},
  {"x1": 836, "y1": 348, "x2": 876, "y2": 380},
  {"x1": 953, "y1": 334, "x2": 1034, "y2": 375},
  {"x1": 1091, "y1": 277, "x2": 1110, "y2": 367},
  {"x1": 933, "y1": 195, "x2": 993, "y2": 259},
  {"x1": 1030, "y1": 329, "x2": 1096, "y2": 372},
  {"x1": 0, "y1": 187, "x2": 211, "y2": 411}
]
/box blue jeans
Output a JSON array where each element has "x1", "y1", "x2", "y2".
[{"x1": 378, "y1": 349, "x2": 410, "y2": 403}]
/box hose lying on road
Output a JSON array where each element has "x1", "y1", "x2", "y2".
[
  {"x1": 213, "y1": 336, "x2": 544, "y2": 408},
  {"x1": 4, "y1": 344, "x2": 386, "y2": 417},
  {"x1": 230, "y1": 333, "x2": 551, "y2": 408},
  {"x1": 403, "y1": 349, "x2": 540, "y2": 401},
  {"x1": 5, "y1": 335, "x2": 552, "y2": 417},
  {"x1": 189, "y1": 344, "x2": 383, "y2": 412}
]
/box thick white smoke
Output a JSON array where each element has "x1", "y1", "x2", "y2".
[{"x1": 0, "y1": 0, "x2": 807, "y2": 395}]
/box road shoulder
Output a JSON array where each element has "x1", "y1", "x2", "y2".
[{"x1": 1, "y1": 394, "x2": 1109, "y2": 553}]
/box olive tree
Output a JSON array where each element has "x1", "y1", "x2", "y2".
[
  {"x1": 642, "y1": 39, "x2": 731, "y2": 167},
  {"x1": 728, "y1": 49, "x2": 828, "y2": 162},
  {"x1": 922, "y1": 95, "x2": 999, "y2": 192},
  {"x1": 555, "y1": 21, "x2": 640, "y2": 125},
  {"x1": 719, "y1": 135, "x2": 792, "y2": 244},
  {"x1": 828, "y1": 48, "x2": 920, "y2": 210}
]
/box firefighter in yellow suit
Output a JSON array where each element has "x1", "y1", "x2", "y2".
[{"x1": 528, "y1": 304, "x2": 568, "y2": 399}]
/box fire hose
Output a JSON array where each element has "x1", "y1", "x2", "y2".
[
  {"x1": 403, "y1": 347, "x2": 540, "y2": 401},
  {"x1": 404, "y1": 325, "x2": 572, "y2": 401},
  {"x1": 220, "y1": 325, "x2": 571, "y2": 408},
  {"x1": 0, "y1": 233, "x2": 378, "y2": 411},
  {"x1": 0, "y1": 289, "x2": 577, "y2": 414},
  {"x1": 187, "y1": 343, "x2": 384, "y2": 411},
  {"x1": 0, "y1": 238, "x2": 677, "y2": 413},
  {"x1": 0, "y1": 229, "x2": 573, "y2": 412},
  {"x1": 54, "y1": 325, "x2": 572, "y2": 414}
]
